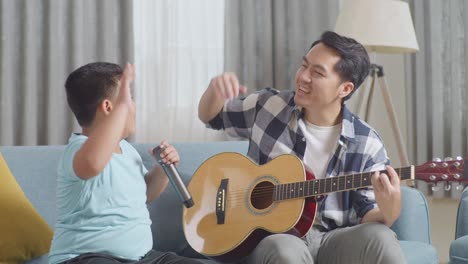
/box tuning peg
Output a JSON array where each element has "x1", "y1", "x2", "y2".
[
  {"x1": 429, "y1": 175, "x2": 437, "y2": 181},
  {"x1": 454, "y1": 173, "x2": 461, "y2": 180},
  {"x1": 444, "y1": 157, "x2": 453, "y2": 161},
  {"x1": 441, "y1": 174, "x2": 448, "y2": 180},
  {"x1": 444, "y1": 184, "x2": 452, "y2": 191},
  {"x1": 433, "y1": 157, "x2": 442, "y2": 162}
]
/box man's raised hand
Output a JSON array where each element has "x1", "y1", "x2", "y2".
[{"x1": 209, "y1": 72, "x2": 247, "y2": 100}]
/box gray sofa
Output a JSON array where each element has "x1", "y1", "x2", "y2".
[{"x1": 1, "y1": 141, "x2": 438, "y2": 263}]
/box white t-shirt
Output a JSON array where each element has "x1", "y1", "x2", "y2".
[
  {"x1": 298, "y1": 119, "x2": 341, "y2": 179},
  {"x1": 298, "y1": 119, "x2": 341, "y2": 228},
  {"x1": 49, "y1": 133, "x2": 152, "y2": 264}
]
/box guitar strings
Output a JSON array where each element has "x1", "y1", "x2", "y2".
[
  {"x1": 215, "y1": 171, "x2": 452, "y2": 200},
  {"x1": 196, "y1": 163, "x2": 461, "y2": 199},
  {"x1": 220, "y1": 167, "x2": 447, "y2": 196}
]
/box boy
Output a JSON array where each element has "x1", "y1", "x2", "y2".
[{"x1": 49, "y1": 62, "x2": 203, "y2": 264}]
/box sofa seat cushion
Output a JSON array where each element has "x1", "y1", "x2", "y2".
[
  {"x1": 450, "y1": 235, "x2": 468, "y2": 264},
  {"x1": 400, "y1": 240, "x2": 438, "y2": 264},
  {"x1": 0, "y1": 153, "x2": 53, "y2": 263}
]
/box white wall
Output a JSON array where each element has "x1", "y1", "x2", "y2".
[
  {"x1": 346, "y1": 54, "x2": 407, "y2": 168},
  {"x1": 428, "y1": 198, "x2": 458, "y2": 264}
]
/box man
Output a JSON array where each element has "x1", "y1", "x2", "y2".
[{"x1": 198, "y1": 31, "x2": 405, "y2": 264}]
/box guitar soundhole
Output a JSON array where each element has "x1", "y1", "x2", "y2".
[{"x1": 250, "y1": 181, "x2": 274, "y2": 210}]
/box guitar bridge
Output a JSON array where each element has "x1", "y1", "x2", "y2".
[{"x1": 216, "y1": 179, "x2": 229, "y2": 224}]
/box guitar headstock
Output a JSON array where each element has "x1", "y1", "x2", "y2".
[{"x1": 414, "y1": 157, "x2": 467, "y2": 188}]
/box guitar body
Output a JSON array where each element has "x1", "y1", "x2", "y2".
[{"x1": 183, "y1": 152, "x2": 317, "y2": 262}]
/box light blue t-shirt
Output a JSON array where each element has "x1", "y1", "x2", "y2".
[{"x1": 49, "y1": 134, "x2": 152, "y2": 264}]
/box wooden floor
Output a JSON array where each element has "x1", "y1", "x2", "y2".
[{"x1": 427, "y1": 197, "x2": 458, "y2": 264}]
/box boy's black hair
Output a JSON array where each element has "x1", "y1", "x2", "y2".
[
  {"x1": 65, "y1": 62, "x2": 123, "y2": 127},
  {"x1": 310, "y1": 31, "x2": 370, "y2": 101}
]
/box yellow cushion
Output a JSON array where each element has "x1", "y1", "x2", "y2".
[{"x1": 0, "y1": 153, "x2": 53, "y2": 263}]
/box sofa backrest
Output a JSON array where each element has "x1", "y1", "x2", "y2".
[
  {"x1": 0, "y1": 141, "x2": 249, "y2": 257},
  {"x1": 0, "y1": 141, "x2": 432, "y2": 258},
  {"x1": 0, "y1": 145, "x2": 65, "y2": 228}
]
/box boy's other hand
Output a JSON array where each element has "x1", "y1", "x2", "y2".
[
  {"x1": 150, "y1": 141, "x2": 180, "y2": 166},
  {"x1": 209, "y1": 72, "x2": 247, "y2": 100}
]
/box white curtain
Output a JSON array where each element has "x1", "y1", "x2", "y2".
[
  {"x1": 133, "y1": 0, "x2": 225, "y2": 143},
  {"x1": 0, "y1": 0, "x2": 133, "y2": 146},
  {"x1": 224, "y1": 0, "x2": 340, "y2": 91},
  {"x1": 407, "y1": 0, "x2": 468, "y2": 199}
]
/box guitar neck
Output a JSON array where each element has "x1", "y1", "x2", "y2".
[{"x1": 273, "y1": 166, "x2": 414, "y2": 201}]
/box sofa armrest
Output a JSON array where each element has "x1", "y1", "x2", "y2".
[
  {"x1": 391, "y1": 186, "x2": 432, "y2": 244},
  {"x1": 450, "y1": 235, "x2": 468, "y2": 264},
  {"x1": 455, "y1": 188, "x2": 468, "y2": 239}
]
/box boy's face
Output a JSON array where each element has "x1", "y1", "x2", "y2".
[{"x1": 293, "y1": 42, "x2": 352, "y2": 109}]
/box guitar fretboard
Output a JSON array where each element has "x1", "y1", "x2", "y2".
[{"x1": 273, "y1": 166, "x2": 414, "y2": 201}]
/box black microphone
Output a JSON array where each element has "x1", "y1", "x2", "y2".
[{"x1": 153, "y1": 146, "x2": 194, "y2": 208}]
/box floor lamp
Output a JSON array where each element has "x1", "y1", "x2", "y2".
[{"x1": 334, "y1": 0, "x2": 419, "y2": 167}]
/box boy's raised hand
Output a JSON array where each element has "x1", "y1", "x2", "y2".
[{"x1": 117, "y1": 63, "x2": 135, "y2": 107}]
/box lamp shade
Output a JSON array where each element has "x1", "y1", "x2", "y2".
[{"x1": 334, "y1": 0, "x2": 419, "y2": 53}]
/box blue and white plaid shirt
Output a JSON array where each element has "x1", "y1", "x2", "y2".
[{"x1": 208, "y1": 88, "x2": 389, "y2": 231}]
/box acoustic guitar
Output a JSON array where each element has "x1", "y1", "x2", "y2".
[{"x1": 182, "y1": 153, "x2": 466, "y2": 262}]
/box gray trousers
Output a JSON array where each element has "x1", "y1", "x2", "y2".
[{"x1": 245, "y1": 222, "x2": 406, "y2": 264}]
